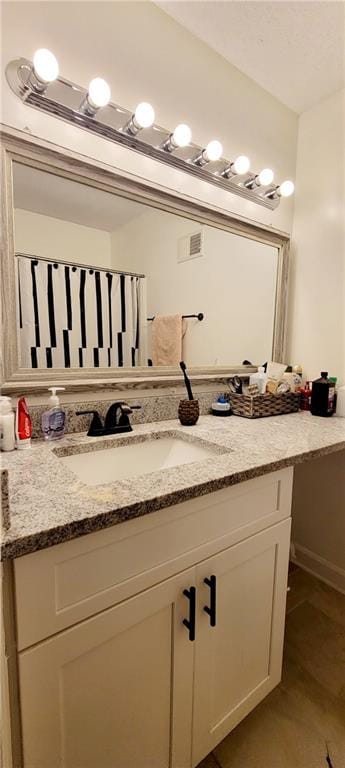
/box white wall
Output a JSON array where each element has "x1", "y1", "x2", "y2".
[
  {"x1": 112, "y1": 208, "x2": 278, "y2": 366},
  {"x1": 288, "y1": 90, "x2": 345, "y2": 594},
  {"x1": 1, "y1": 1, "x2": 297, "y2": 234},
  {"x1": 287, "y1": 89, "x2": 345, "y2": 384},
  {"x1": 292, "y1": 452, "x2": 345, "y2": 593},
  {"x1": 14, "y1": 209, "x2": 112, "y2": 267}
]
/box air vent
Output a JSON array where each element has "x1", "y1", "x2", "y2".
[
  {"x1": 177, "y1": 229, "x2": 204, "y2": 263},
  {"x1": 189, "y1": 232, "x2": 202, "y2": 256}
]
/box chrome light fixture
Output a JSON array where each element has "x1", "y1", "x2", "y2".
[
  {"x1": 124, "y1": 102, "x2": 155, "y2": 135},
  {"x1": 28, "y1": 49, "x2": 59, "y2": 92},
  {"x1": 245, "y1": 167, "x2": 275, "y2": 189},
  {"x1": 221, "y1": 155, "x2": 251, "y2": 178},
  {"x1": 264, "y1": 180, "x2": 295, "y2": 199},
  {"x1": 80, "y1": 77, "x2": 111, "y2": 116},
  {"x1": 161, "y1": 123, "x2": 192, "y2": 152},
  {"x1": 5, "y1": 53, "x2": 294, "y2": 210},
  {"x1": 257, "y1": 168, "x2": 275, "y2": 186},
  {"x1": 278, "y1": 180, "x2": 295, "y2": 197},
  {"x1": 193, "y1": 140, "x2": 223, "y2": 166}
]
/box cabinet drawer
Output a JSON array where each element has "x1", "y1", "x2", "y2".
[{"x1": 14, "y1": 468, "x2": 293, "y2": 649}]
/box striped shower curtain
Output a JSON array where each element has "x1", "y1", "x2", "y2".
[{"x1": 16, "y1": 255, "x2": 147, "y2": 369}]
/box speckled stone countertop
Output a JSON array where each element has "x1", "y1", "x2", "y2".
[{"x1": 2, "y1": 412, "x2": 345, "y2": 559}]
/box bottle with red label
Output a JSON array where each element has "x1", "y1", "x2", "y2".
[
  {"x1": 300, "y1": 381, "x2": 312, "y2": 411},
  {"x1": 15, "y1": 397, "x2": 32, "y2": 448}
]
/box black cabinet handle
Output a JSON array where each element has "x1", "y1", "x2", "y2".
[
  {"x1": 203, "y1": 575, "x2": 216, "y2": 627},
  {"x1": 182, "y1": 587, "x2": 196, "y2": 641}
]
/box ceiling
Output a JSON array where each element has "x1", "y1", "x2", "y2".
[
  {"x1": 13, "y1": 163, "x2": 146, "y2": 231},
  {"x1": 156, "y1": 1, "x2": 345, "y2": 113}
]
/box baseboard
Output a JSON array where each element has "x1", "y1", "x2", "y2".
[{"x1": 291, "y1": 543, "x2": 345, "y2": 595}]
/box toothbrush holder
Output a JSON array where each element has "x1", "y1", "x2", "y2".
[{"x1": 178, "y1": 399, "x2": 200, "y2": 426}]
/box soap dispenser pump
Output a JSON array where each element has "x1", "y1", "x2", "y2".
[{"x1": 41, "y1": 387, "x2": 66, "y2": 440}]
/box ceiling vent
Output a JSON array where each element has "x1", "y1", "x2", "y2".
[{"x1": 177, "y1": 229, "x2": 204, "y2": 263}]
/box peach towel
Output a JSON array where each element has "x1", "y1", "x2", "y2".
[{"x1": 151, "y1": 314, "x2": 186, "y2": 366}]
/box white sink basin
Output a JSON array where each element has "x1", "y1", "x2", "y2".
[{"x1": 59, "y1": 435, "x2": 219, "y2": 486}]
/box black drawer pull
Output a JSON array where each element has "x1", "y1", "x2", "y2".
[
  {"x1": 204, "y1": 575, "x2": 216, "y2": 627},
  {"x1": 182, "y1": 587, "x2": 196, "y2": 641}
]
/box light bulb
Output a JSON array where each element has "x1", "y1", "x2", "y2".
[
  {"x1": 232, "y1": 155, "x2": 250, "y2": 175},
  {"x1": 258, "y1": 168, "x2": 274, "y2": 186},
  {"x1": 33, "y1": 49, "x2": 59, "y2": 83},
  {"x1": 87, "y1": 78, "x2": 111, "y2": 109},
  {"x1": 279, "y1": 180, "x2": 295, "y2": 197},
  {"x1": 172, "y1": 123, "x2": 192, "y2": 148},
  {"x1": 134, "y1": 102, "x2": 155, "y2": 129},
  {"x1": 204, "y1": 140, "x2": 223, "y2": 162}
]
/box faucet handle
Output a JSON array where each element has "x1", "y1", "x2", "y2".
[
  {"x1": 119, "y1": 403, "x2": 132, "y2": 415},
  {"x1": 118, "y1": 402, "x2": 142, "y2": 415},
  {"x1": 117, "y1": 403, "x2": 141, "y2": 428},
  {"x1": 76, "y1": 410, "x2": 103, "y2": 437}
]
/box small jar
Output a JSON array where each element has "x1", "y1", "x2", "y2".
[{"x1": 178, "y1": 399, "x2": 199, "y2": 426}]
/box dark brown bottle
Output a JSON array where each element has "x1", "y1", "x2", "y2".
[{"x1": 310, "y1": 372, "x2": 336, "y2": 417}]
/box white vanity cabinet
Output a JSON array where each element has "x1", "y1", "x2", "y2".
[
  {"x1": 192, "y1": 521, "x2": 289, "y2": 765},
  {"x1": 19, "y1": 569, "x2": 195, "y2": 768},
  {"x1": 13, "y1": 468, "x2": 293, "y2": 768}
]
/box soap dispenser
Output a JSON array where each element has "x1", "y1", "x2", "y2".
[{"x1": 41, "y1": 387, "x2": 66, "y2": 440}]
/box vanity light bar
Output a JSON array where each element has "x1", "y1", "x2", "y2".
[{"x1": 5, "y1": 54, "x2": 295, "y2": 209}]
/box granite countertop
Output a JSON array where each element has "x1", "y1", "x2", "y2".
[{"x1": 1, "y1": 412, "x2": 345, "y2": 560}]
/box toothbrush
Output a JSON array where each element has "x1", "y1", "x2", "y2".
[{"x1": 180, "y1": 361, "x2": 194, "y2": 401}]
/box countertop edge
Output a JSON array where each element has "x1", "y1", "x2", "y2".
[{"x1": 2, "y1": 437, "x2": 345, "y2": 561}]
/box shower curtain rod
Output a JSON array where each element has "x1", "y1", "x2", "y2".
[{"x1": 15, "y1": 252, "x2": 146, "y2": 280}]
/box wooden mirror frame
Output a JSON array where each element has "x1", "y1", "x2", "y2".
[{"x1": 1, "y1": 128, "x2": 290, "y2": 395}]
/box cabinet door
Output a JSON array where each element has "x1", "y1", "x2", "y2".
[
  {"x1": 192, "y1": 519, "x2": 291, "y2": 766},
  {"x1": 19, "y1": 568, "x2": 196, "y2": 768}
]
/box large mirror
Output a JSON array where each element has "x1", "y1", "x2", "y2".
[{"x1": 1, "y1": 134, "x2": 289, "y2": 388}]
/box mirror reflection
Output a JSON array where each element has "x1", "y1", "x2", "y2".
[{"x1": 13, "y1": 163, "x2": 278, "y2": 370}]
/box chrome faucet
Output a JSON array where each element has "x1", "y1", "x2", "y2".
[{"x1": 76, "y1": 402, "x2": 141, "y2": 437}]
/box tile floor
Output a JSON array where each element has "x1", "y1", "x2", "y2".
[{"x1": 197, "y1": 566, "x2": 345, "y2": 768}]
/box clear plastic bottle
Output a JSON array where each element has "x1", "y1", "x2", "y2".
[
  {"x1": 336, "y1": 385, "x2": 345, "y2": 417},
  {"x1": 0, "y1": 396, "x2": 15, "y2": 451},
  {"x1": 249, "y1": 366, "x2": 267, "y2": 395},
  {"x1": 41, "y1": 387, "x2": 66, "y2": 440}
]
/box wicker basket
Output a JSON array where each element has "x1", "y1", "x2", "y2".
[
  {"x1": 178, "y1": 399, "x2": 200, "y2": 426},
  {"x1": 229, "y1": 392, "x2": 300, "y2": 419}
]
